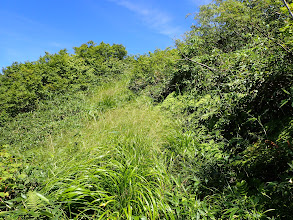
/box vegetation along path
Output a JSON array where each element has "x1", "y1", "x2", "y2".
[
  {"x1": 0, "y1": 76, "x2": 180, "y2": 219},
  {"x1": 1, "y1": 0, "x2": 293, "y2": 219}
]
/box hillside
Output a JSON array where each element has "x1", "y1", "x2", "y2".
[{"x1": 1, "y1": 0, "x2": 293, "y2": 219}]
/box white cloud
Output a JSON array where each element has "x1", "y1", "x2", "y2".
[
  {"x1": 190, "y1": 0, "x2": 213, "y2": 6},
  {"x1": 108, "y1": 0, "x2": 183, "y2": 38}
]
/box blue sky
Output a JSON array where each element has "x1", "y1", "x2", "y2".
[{"x1": 0, "y1": 0, "x2": 211, "y2": 70}]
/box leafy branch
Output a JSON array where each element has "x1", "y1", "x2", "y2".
[
  {"x1": 282, "y1": 0, "x2": 293, "y2": 20},
  {"x1": 252, "y1": 22, "x2": 293, "y2": 56},
  {"x1": 177, "y1": 47, "x2": 216, "y2": 73}
]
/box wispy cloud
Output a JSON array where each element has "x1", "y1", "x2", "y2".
[
  {"x1": 190, "y1": 0, "x2": 213, "y2": 6},
  {"x1": 108, "y1": 0, "x2": 183, "y2": 37},
  {"x1": 49, "y1": 42, "x2": 65, "y2": 48}
]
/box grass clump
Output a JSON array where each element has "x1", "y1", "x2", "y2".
[{"x1": 41, "y1": 100, "x2": 175, "y2": 219}]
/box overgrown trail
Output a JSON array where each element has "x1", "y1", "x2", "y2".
[
  {"x1": 30, "y1": 76, "x2": 177, "y2": 219},
  {"x1": 2, "y1": 1, "x2": 293, "y2": 218}
]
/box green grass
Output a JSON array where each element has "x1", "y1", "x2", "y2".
[
  {"x1": 2, "y1": 72, "x2": 290, "y2": 219},
  {"x1": 0, "y1": 75, "x2": 177, "y2": 219}
]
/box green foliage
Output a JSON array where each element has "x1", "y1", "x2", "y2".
[
  {"x1": 0, "y1": 145, "x2": 24, "y2": 201},
  {"x1": 39, "y1": 92, "x2": 174, "y2": 219},
  {"x1": 0, "y1": 92, "x2": 87, "y2": 151},
  {"x1": 133, "y1": 0, "x2": 293, "y2": 218},
  {"x1": 0, "y1": 75, "x2": 176, "y2": 219},
  {"x1": 0, "y1": 41, "x2": 127, "y2": 124},
  {"x1": 1, "y1": 0, "x2": 293, "y2": 218},
  {"x1": 74, "y1": 41, "x2": 127, "y2": 61},
  {"x1": 129, "y1": 48, "x2": 179, "y2": 101}
]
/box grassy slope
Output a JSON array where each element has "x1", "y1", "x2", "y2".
[
  {"x1": 40, "y1": 78, "x2": 176, "y2": 219},
  {"x1": 3, "y1": 68, "x2": 291, "y2": 219},
  {"x1": 1, "y1": 75, "x2": 178, "y2": 219}
]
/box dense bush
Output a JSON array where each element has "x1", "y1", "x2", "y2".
[
  {"x1": 129, "y1": 48, "x2": 179, "y2": 101},
  {"x1": 134, "y1": 0, "x2": 293, "y2": 218},
  {"x1": 0, "y1": 41, "x2": 127, "y2": 125}
]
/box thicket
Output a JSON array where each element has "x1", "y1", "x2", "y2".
[
  {"x1": 129, "y1": 0, "x2": 293, "y2": 219},
  {"x1": 1, "y1": 0, "x2": 293, "y2": 219},
  {"x1": 0, "y1": 41, "x2": 128, "y2": 125}
]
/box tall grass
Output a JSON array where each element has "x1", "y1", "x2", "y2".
[
  {"x1": 1, "y1": 75, "x2": 177, "y2": 219},
  {"x1": 1, "y1": 73, "x2": 277, "y2": 219}
]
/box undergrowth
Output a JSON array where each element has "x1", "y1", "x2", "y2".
[{"x1": 0, "y1": 74, "x2": 177, "y2": 219}]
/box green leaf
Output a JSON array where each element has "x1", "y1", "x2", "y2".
[
  {"x1": 0, "y1": 192, "x2": 9, "y2": 198},
  {"x1": 35, "y1": 192, "x2": 50, "y2": 204},
  {"x1": 39, "y1": 210, "x2": 53, "y2": 218},
  {"x1": 247, "y1": 117, "x2": 257, "y2": 122},
  {"x1": 282, "y1": 88, "x2": 291, "y2": 95},
  {"x1": 280, "y1": 99, "x2": 289, "y2": 108}
]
